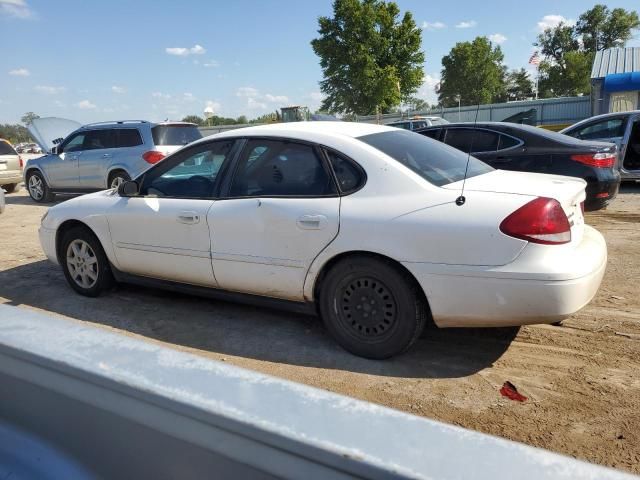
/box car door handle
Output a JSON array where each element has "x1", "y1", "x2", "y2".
[
  {"x1": 177, "y1": 211, "x2": 200, "y2": 224},
  {"x1": 102, "y1": 153, "x2": 112, "y2": 158},
  {"x1": 493, "y1": 156, "x2": 511, "y2": 163},
  {"x1": 297, "y1": 214, "x2": 326, "y2": 230}
]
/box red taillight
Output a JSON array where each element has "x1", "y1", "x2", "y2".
[
  {"x1": 142, "y1": 150, "x2": 165, "y2": 164},
  {"x1": 500, "y1": 197, "x2": 571, "y2": 245},
  {"x1": 570, "y1": 152, "x2": 616, "y2": 168},
  {"x1": 19, "y1": 155, "x2": 23, "y2": 168}
]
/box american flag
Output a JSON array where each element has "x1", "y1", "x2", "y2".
[{"x1": 529, "y1": 51, "x2": 541, "y2": 66}]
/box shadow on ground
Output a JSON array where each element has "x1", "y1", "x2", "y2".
[{"x1": 0, "y1": 260, "x2": 518, "y2": 379}]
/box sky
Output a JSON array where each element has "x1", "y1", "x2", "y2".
[{"x1": 1, "y1": 0, "x2": 639, "y2": 124}]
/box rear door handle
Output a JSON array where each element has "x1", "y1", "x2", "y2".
[
  {"x1": 177, "y1": 211, "x2": 200, "y2": 224},
  {"x1": 297, "y1": 214, "x2": 326, "y2": 230}
]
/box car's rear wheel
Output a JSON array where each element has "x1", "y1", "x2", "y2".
[
  {"x1": 108, "y1": 170, "x2": 130, "y2": 189},
  {"x1": 319, "y1": 256, "x2": 427, "y2": 359},
  {"x1": 3, "y1": 183, "x2": 19, "y2": 193},
  {"x1": 26, "y1": 171, "x2": 54, "y2": 203},
  {"x1": 61, "y1": 227, "x2": 114, "y2": 297}
]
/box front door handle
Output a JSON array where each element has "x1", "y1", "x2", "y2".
[
  {"x1": 177, "y1": 211, "x2": 200, "y2": 224},
  {"x1": 297, "y1": 214, "x2": 326, "y2": 230},
  {"x1": 102, "y1": 153, "x2": 112, "y2": 158}
]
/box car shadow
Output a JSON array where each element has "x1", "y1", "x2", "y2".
[
  {"x1": 0, "y1": 260, "x2": 518, "y2": 379},
  {"x1": 2, "y1": 195, "x2": 66, "y2": 206},
  {"x1": 619, "y1": 182, "x2": 640, "y2": 194}
]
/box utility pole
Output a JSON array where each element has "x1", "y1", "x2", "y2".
[{"x1": 455, "y1": 95, "x2": 461, "y2": 121}]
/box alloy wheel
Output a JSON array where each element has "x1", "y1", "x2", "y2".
[
  {"x1": 28, "y1": 175, "x2": 44, "y2": 200},
  {"x1": 66, "y1": 239, "x2": 99, "y2": 289}
]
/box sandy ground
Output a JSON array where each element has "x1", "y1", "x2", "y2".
[{"x1": 1, "y1": 184, "x2": 639, "y2": 473}]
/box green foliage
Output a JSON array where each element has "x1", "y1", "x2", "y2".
[
  {"x1": 249, "y1": 112, "x2": 279, "y2": 124},
  {"x1": 0, "y1": 124, "x2": 33, "y2": 144},
  {"x1": 236, "y1": 115, "x2": 248, "y2": 124},
  {"x1": 535, "y1": 4, "x2": 639, "y2": 98},
  {"x1": 405, "y1": 96, "x2": 429, "y2": 111},
  {"x1": 505, "y1": 68, "x2": 534, "y2": 101},
  {"x1": 181, "y1": 115, "x2": 204, "y2": 125},
  {"x1": 311, "y1": 0, "x2": 425, "y2": 115},
  {"x1": 21, "y1": 112, "x2": 40, "y2": 126},
  {"x1": 438, "y1": 37, "x2": 506, "y2": 107}
]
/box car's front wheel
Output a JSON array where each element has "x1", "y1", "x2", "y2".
[
  {"x1": 26, "y1": 171, "x2": 54, "y2": 203},
  {"x1": 61, "y1": 227, "x2": 114, "y2": 297},
  {"x1": 319, "y1": 256, "x2": 427, "y2": 359}
]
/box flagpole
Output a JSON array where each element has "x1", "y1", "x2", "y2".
[{"x1": 535, "y1": 63, "x2": 539, "y2": 100}]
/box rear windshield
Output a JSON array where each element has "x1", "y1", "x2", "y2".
[
  {"x1": 0, "y1": 141, "x2": 16, "y2": 155},
  {"x1": 152, "y1": 125, "x2": 202, "y2": 146},
  {"x1": 358, "y1": 130, "x2": 493, "y2": 187}
]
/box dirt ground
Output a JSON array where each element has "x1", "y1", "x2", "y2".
[{"x1": 1, "y1": 184, "x2": 639, "y2": 473}]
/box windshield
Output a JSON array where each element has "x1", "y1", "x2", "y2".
[
  {"x1": 152, "y1": 124, "x2": 202, "y2": 146},
  {"x1": 358, "y1": 130, "x2": 493, "y2": 186}
]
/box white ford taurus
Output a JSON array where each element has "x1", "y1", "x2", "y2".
[{"x1": 39, "y1": 122, "x2": 607, "y2": 358}]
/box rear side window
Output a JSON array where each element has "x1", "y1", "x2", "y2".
[
  {"x1": 359, "y1": 130, "x2": 493, "y2": 187},
  {"x1": 326, "y1": 151, "x2": 365, "y2": 194},
  {"x1": 411, "y1": 121, "x2": 427, "y2": 130},
  {"x1": 445, "y1": 128, "x2": 499, "y2": 153},
  {"x1": 0, "y1": 141, "x2": 16, "y2": 155},
  {"x1": 152, "y1": 125, "x2": 202, "y2": 146},
  {"x1": 420, "y1": 129, "x2": 441, "y2": 140},
  {"x1": 568, "y1": 118, "x2": 626, "y2": 140},
  {"x1": 83, "y1": 129, "x2": 117, "y2": 150},
  {"x1": 498, "y1": 134, "x2": 521, "y2": 150},
  {"x1": 117, "y1": 129, "x2": 143, "y2": 148}
]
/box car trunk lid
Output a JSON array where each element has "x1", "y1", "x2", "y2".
[{"x1": 28, "y1": 117, "x2": 82, "y2": 154}]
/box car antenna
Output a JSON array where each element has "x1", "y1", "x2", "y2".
[{"x1": 456, "y1": 102, "x2": 481, "y2": 207}]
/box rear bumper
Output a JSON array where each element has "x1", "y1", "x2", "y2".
[
  {"x1": 0, "y1": 172, "x2": 22, "y2": 186},
  {"x1": 584, "y1": 175, "x2": 620, "y2": 211},
  {"x1": 403, "y1": 225, "x2": 607, "y2": 328}
]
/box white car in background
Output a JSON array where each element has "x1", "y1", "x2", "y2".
[
  {"x1": 0, "y1": 139, "x2": 23, "y2": 193},
  {"x1": 38, "y1": 122, "x2": 607, "y2": 359}
]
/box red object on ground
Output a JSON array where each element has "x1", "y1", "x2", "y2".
[{"x1": 500, "y1": 381, "x2": 527, "y2": 402}]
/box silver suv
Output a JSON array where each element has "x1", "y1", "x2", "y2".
[{"x1": 25, "y1": 118, "x2": 202, "y2": 202}]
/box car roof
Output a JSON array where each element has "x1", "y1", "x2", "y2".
[
  {"x1": 561, "y1": 110, "x2": 640, "y2": 132},
  {"x1": 78, "y1": 120, "x2": 198, "y2": 130}
]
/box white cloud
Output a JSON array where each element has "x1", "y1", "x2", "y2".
[
  {"x1": 203, "y1": 100, "x2": 221, "y2": 117},
  {"x1": 0, "y1": 0, "x2": 33, "y2": 18},
  {"x1": 203, "y1": 60, "x2": 220, "y2": 68},
  {"x1": 9, "y1": 67, "x2": 29, "y2": 76},
  {"x1": 422, "y1": 21, "x2": 446, "y2": 30},
  {"x1": 488, "y1": 33, "x2": 507, "y2": 45},
  {"x1": 35, "y1": 85, "x2": 65, "y2": 94},
  {"x1": 309, "y1": 92, "x2": 323, "y2": 102},
  {"x1": 76, "y1": 100, "x2": 97, "y2": 110},
  {"x1": 264, "y1": 94, "x2": 288, "y2": 103},
  {"x1": 456, "y1": 20, "x2": 477, "y2": 29},
  {"x1": 183, "y1": 92, "x2": 196, "y2": 102},
  {"x1": 111, "y1": 85, "x2": 126, "y2": 94},
  {"x1": 54, "y1": 100, "x2": 66, "y2": 108},
  {"x1": 236, "y1": 86, "x2": 259, "y2": 97},
  {"x1": 247, "y1": 97, "x2": 267, "y2": 110},
  {"x1": 537, "y1": 14, "x2": 574, "y2": 32},
  {"x1": 165, "y1": 44, "x2": 206, "y2": 56},
  {"x1": 417, "y1": 73, "x2": 440, "y2": 105},
  {"x1": 151, "y1": 91, "x2": 171, "y2": 100}
]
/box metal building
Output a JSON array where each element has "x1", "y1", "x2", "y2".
[{"x1": 591, "y1": 47, "x2": 640, "y2": 116}]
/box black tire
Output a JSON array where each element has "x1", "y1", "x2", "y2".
[
  {"x1": 318, "y1": 256, "x2": 427, "y2": 359},
  {"x1": 108, "y1": 170, "x2": 131, "y2": 189},
  {"x1": 60, "y1": 227, "x2": 114, "y2": 297},
  {"x1": 3, "y1": 183, "x2": 19, "y2": 193},
  {"x1": 26, "y1": 170, "x2": 55, "y2": 203}
]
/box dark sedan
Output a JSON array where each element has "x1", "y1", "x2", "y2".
[{"x1": 417, "y1": 122, "x2": 621, "y2": 211}]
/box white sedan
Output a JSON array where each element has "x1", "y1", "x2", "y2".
[{"x1": 38, "y1": 122, "x2": 607, "y2": 358}]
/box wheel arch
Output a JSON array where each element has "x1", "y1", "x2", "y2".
[
  {"x1": 309, "y1": 250, "x2": 432, "y2": 320},
  {"x1": 55, "y1": 219, "x2": 108, "y2": 266},
  {"x1": 24, "y1": 165, "x2": 50, "y2": 185},
  {"x1": 105, "y1": 167, "x2": 132, "y2": 188}
]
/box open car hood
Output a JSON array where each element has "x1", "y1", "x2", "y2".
[{"x1": 28, "y1": 117, "x2": 82, "y2": 154}]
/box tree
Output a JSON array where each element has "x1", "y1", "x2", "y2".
[
  {"x1": 405, "y1": 96, "x2": 429, "y2": 111},
  {"x1": 576, "y1": 5, "x2": 640, "y2": 52},
  {"x1": 311, "y1": 0, "x2": 424, "y2": 115},
  {"x1": 438, "y1": 37, "x2": 506, "y2": 107},
  {"x1": 538, "y1": 51, "x2": 593, "y2": 98},
  {"x1": 236, "y1": 115, "x2": 248, "y2": 124},
  {"x1": 21, "y1": 112, "x2": 40, "y2": 126},
  {"x1": 181, "y1": 115, "x2": 204, "y2": 125},
  {"x1": 505, "y1": 69, "x2": 534, "y2": 101},
  {"x1": 249, "y1": 112, "x2": 279, "y2": 124},
  {"x1": 0, "y1": 123, "x2": 32, "y2": 143}
]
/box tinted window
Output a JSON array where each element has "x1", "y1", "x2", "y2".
[
  {"x1": 390, "y1": 122, "x2": 410, "y2": 130},
  {"x1": 83, "y1": 129, "x2": 117, "y2": 150},
  {"x1": 62, "y1": 132, "x2": 87, "y2": 153},
  {"x1": 498, "y1": 134, "x2": 520, "y2": 150},
  {"x1": 359, "y1": 130, "x2": 493, "y2": 187},
  {"x1": 445, "y1": 128, "x2": 499, "y2": 153},
  {"x1": 229, "y1": 140, "x2": 336, "y2": 197},
  {"x1": 0, "y1": 141, "x2": 16, "y2": 155},
  {"x1": 420, "y1": 129, "x2": 441, "y2": 140},
  {"x1": 569, "y1": 118, "x2": 626, "y2": 140},
  {"x1": 327, "y1": 151, "x2": 364, "y2": 193},
  {"x1": 142, "y1": 141, "x2": 234, "y2": 198},
  {"x1": 429, "y1": 117, "x2": 448, "y2": 126},
  {"x1": 117, "y1": 128, "x2": 143, "y2": 148},
  {"x1": 152, "y1": 124, "x2": 202, "y2": 146},
  {"x1": 411, "y1": 121, "x2": 428, "y2": 130}
]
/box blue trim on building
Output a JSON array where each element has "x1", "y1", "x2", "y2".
[{"x1": 603, "y1": 72, "x2": 640, "y2": 93}]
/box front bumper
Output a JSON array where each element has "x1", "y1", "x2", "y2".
[
  {"x1": 39, "y1": 226, "x2": 58, "y2": 265},
  {"x1": 402, "y1": 225, "x2": 607, "y2": 328}
]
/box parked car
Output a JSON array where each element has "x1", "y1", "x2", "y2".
[
  {"x1": 0, "y1": 139, "x2": 23, "y2": 193},
  {"x1": 560, "y1": 110, "x2": 640, "y2": 182},
  {"x1": 38, "y1": 122, "x2": 606, "y2": 359},
  {"x1": 25, "y1": 118, "x2": 202, "y2": 202},
  {"x1": 417, "y1": 122, "x2": 620, "y2": 211},
  {"x1": 387, "y1": 116, "x2": 449, "y2": 131}
]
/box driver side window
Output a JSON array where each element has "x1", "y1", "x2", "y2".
[
  {"x1": 62, "y1": 132, "x2": 87, "y2": 153},
  {"x1": 140, "y1": 140, "x2": 234, "y2": 199}
]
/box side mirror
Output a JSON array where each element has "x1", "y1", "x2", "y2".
[
  {"x1": 118, "y1": 180, "x2": 139, "y2": 197},
  {"x1": 51, "y1": 145, "x2": 60, "y2": 155}
]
